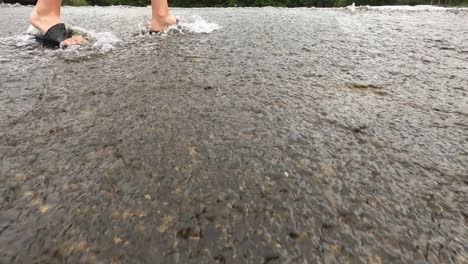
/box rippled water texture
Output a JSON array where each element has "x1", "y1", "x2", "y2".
[{"x1": 1, "y1": 5, "x2": 468, "y2": 263}]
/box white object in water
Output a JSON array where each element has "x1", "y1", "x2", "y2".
[{"x1": 347, "y1": 2, "x2": 356, "y2": 13}]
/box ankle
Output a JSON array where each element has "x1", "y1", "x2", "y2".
[
  {"x1": 29, "y1": 6, "x2": 59, "y2": 22},
  {"x1": 152, "y1": 12, "x2": 170, "y2": 20},
  {"x1": 29, "y1": 7, "x2": 62, "y2": 32},
  {"x1": 29, "y1": 9, "x2": 40, "y2": 25}
]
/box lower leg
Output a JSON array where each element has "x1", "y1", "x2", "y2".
[
  {"x1": 150, "y1": 0, "x2": 176, "y2": 31},
  {"x1": 29, "y1": 0, "x2": 84, "y2": 46},
  {"x1": 29, "y1": 0, "x2": 62, "y2": 32}
]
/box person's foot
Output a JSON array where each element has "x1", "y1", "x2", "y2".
[
  {"x1": 150, "y1": 15, "x2": 177, "y2": 32},
  {"x1": 29, "y1": 8, "x2": 84, "y2": 46}
]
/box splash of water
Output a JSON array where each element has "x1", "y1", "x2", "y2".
[
  {"x1": 3, "y1": 24, "x2": 121, "y2": 52},
  {"x1": 70, "y1": 26, "x2": 121, "y2": 52},
  {"x1": 367, "y1": 5, "x2": 449, "y2": 11},
  {"x1": 177, "y1": 15, "x2": 221, "y2": 34},
  {"x1": 138, "y1": 14, "x2": 221, "y2": 36},
  {"x1": 0, "y1": 14, "x2": 219, "y2": 52}
]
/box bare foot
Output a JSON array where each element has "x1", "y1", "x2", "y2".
[
  {"x1": 29, "y1": 7, "x2": 84, "y2": 46},
  {"x1": 150, "y1": 15, "x2": 177, "y2": 32},
  {"x1": 61, "y1": 35, "x2": 86, "y2": 47}
]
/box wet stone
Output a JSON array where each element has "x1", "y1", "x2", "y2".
[{"x1": 177, "y1": 226, "x2": 202, "y2": 240}]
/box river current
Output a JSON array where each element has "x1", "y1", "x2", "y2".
[{"x1": 1, "y1": 5, "x2": 467, "y2": 263}]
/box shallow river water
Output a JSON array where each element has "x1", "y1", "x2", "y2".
[{"x1": 1, "y1": 5, "x2": 468, "y2": 263}]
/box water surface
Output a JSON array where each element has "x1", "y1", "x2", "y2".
[{"x1": 1, "y1": 5, "x2": 467, "y2": 263}]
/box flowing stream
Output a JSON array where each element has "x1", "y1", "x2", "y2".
[{"x1": 1, "y1": 5, "x2": 467, "y2": 263}]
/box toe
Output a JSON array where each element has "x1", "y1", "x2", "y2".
[
  {"x1": 60, "y1": 36, "x2": 86, "y2": 47},
  {"x1": 61, "y1": 38, "x2": 75, "y2": 47},
  {"x1": 73, "y1": 35, "x2": 86, "y2": 44}
]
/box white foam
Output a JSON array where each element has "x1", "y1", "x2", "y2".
[
  {"x1": 7, "y1": 24, "x2": 121, "y2": 52},
  {"x1": 177, "y1": 15, "x2": 221, "y2": 34},
  {"x1": 137, "y1": 15, "x2": 220, "y2": 37},
  {"x1": 0, "y1": 26, "x2": 40, "y2": 47},
  {"x1": 367, "y1": 5, "x2": 449, "y2": 11},
  {"x1": 90, "y1": 31, "x2": 121, "y2": 51},
  {"x1": 15, "y1": 34, "x2": 37, "y2": 47},
  {"x1": 0, "y1": 3, "x2": 22, "y2": 7},
  {"x1": 25, "y1": 24, "x2": 41, "y2": 36}
]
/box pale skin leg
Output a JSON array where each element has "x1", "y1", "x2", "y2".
[
  {"x1": 29, "y1": 0, "x2": 84, "y2": 46},
  {"x1": 150, "y1": 0, "x2": 177, "y2": 32},
  {"x1": 29, "y1": 0, "x2": 176, "y2": 46}
]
